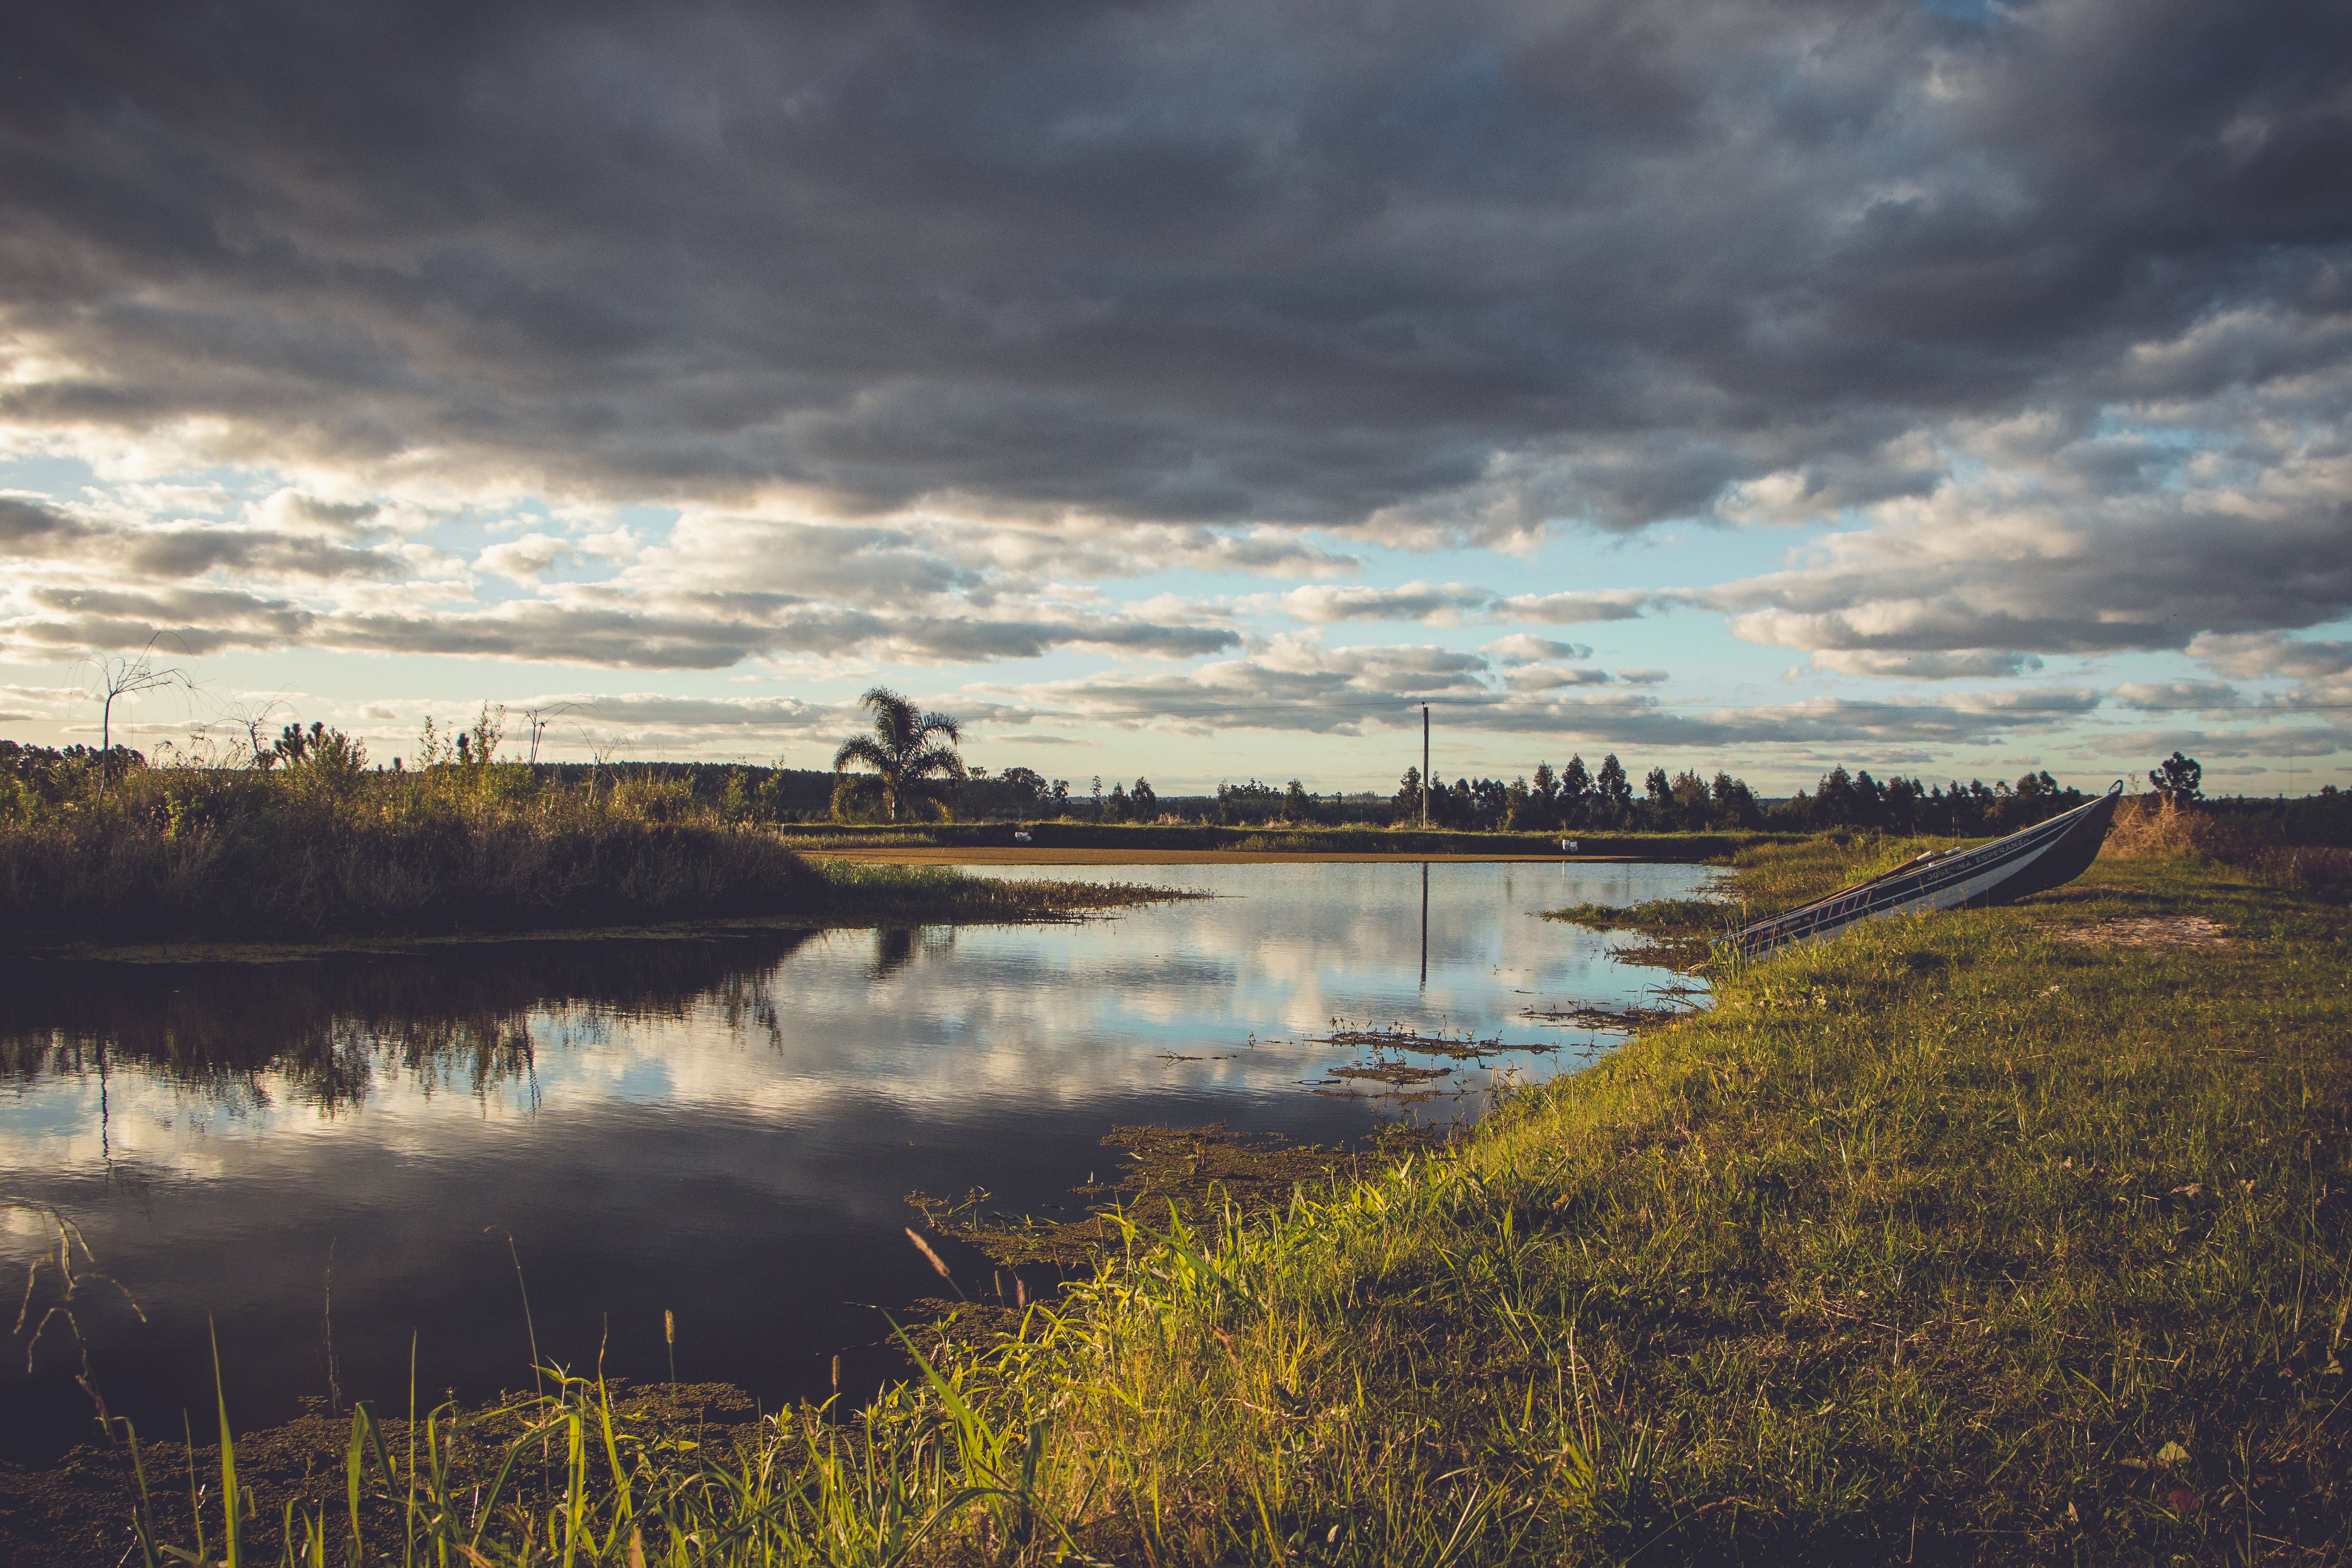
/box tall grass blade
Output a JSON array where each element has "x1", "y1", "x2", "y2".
[{"x1": 208, "y1": 1320, "x2": 241, "y2": 1568}]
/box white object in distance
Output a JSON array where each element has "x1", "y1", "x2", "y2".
[
  {"x1": 1015, "y1": 831, "x2": 1033, "y2": 843},
  {"x1": 1561, "y1": 839, "x2": 1579, "y2": 853}
]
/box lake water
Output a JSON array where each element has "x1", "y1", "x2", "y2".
[{"x1": 0, "y1": 860, "x2": 1710, "y2": 1466}]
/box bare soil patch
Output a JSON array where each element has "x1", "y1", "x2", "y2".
[{"x1": 2058, "y1": 915, "x2": 2233, "y2": 949}]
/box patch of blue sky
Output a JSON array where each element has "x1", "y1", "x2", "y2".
[
  {"x1": 608, "y1": 503, "x2": 679, "y2": 535},
  {"x1": 610, "y1": 1055, "x2": 676, "y2": 1105},
  {"x1": 0, "y1": 451, "x2": 98, "y2": 493}
]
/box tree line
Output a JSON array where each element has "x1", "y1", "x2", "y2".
[{"x1": 1379, "y1": 756, "x2": 2101, "y2": 836}]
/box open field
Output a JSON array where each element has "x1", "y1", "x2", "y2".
[{"x1": 8, "y1": 827, "x2": 2344, "y2": 1565}]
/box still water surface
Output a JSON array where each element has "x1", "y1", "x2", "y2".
[{"x1": 0, "y1": 860, "x2": 1708, "y2": 1465}]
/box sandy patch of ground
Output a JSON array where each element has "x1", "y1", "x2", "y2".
[
  {"x1": 805, "y1": 846, "x2": 1631, "y2": 865},
  {"x1": 2058, "y1": 915, "x2": 2233, "y2": 949}
]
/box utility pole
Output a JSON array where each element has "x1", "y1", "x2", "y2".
[{"x1": 1421, "y1": 704, "x2": 1430, "y2": 827}]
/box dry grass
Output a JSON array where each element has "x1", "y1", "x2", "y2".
[{"x1": 2103, "y1": 796, "x2": 2352, "y2": 899}]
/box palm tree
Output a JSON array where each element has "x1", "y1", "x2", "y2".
[{"x1": 832, "y1": 688, "x2": 967, "y2": 822}]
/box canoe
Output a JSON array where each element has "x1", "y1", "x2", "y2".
[{"x1": 1726, "y1": 781, "x2": 2127, "y2": 956}]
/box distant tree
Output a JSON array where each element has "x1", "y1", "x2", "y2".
[
  {"x1": 1883, "y1": 775, "x2": 1924, "y2": 833},
  {"x1": 2149, "y1": 751, "x2": 2202, "y2": 804},
  {"x1": 86, "y1": 638, "x2": 190, "y2": 800},
  {"x1": 1812, "y1": 765, "x2": 1856, "y2": 827},
  {"x1": 1470, "y1": 776, "x2": 1509, "y2": 829},
  {"x1": 1642, "y1": 766, "x2": 1673, "y2": 828},
  {"x1": 1593, "y1": 754, "x2": 1633, "y2": 827},
  {"x1": 955, "y1": 763, "x2": 1051, "y2": 819},
  {"x1": 1963, "y1": 778, "x2": 1996, "y2": 833},
  {"x1": 1851, "y1": 770, "x2": 1888, "y2": 828},
  {"x1": 1558, "y1": 755, "x2": 1592, "y2": 828},
  {"x1": 1217, "y1": 778, "x2": 1282, "y2": 824},
  {"x1": 1106, "y1": 781, "x2": 1130, "y2": 821},
  {"x1": 1441, "y1": 777, "x2": 1475, "y2": 829},
  {"x1": 1131, "y1": 777, "x2": 1158, "y2": 819},
  {"x1": 1283, "y1": 779, "x2": 1312, "y2": 821},
  {"x1": 1709, "y1": 771, "x2": 1762, "y2": 829},
  {"x1": 1394, "y1": 766, "x2": 1425, "y2": 822},
  {"x1": 1669, "y1": 769, "x2": 1708, "y2": 830},
  {"x1": 832, "y1": 687, "x2": 966, "y2": 822},
  {"x1": 1517, "y1": 761, "x2": 1560, "y2": 830}
]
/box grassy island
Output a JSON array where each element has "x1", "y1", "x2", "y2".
[
  {"x1": 0, "y1": 756, "x2": 1176, "y2": 950},
  {"x1": 5, "y1": 822, "x2": 2347, "y2": 1565}
]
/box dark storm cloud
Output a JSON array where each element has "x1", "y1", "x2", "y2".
[
  {"x1": 0, "y1": 497, "x2": 88, "y2": 553},
  {"x1": 316, "y1": 601, "x2": 1237, "y2": 670},
  {"x1": 3, "y1": 560, "x2": 1238, "y2": 667},
  {"x1": 1709, "y1": 480, "x2": 2352, "y2": 657},
  {"x1": 4, "y1": 0, "x2": 2347, "y2": 539},
  {"x1": 2, "y1": 490, "x2": 413, "y2": 582},
  {"x1": 2110, "y1": 680, "x2": 2242, "y2": 712},
  {"x1": 122, "y1": 529, "x2": 403, "y2": 580},
  {"x1": 2189, "y1": 632, "x2": 2352, "y2": 682}
]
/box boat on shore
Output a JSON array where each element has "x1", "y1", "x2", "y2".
[{"x1": 1727, "y1": 782, "x2": 2128, "y2": 956}]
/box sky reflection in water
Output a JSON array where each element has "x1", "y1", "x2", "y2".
[{"x1": 0, "y1": 860, "x2": 1709, "y2": 1465}]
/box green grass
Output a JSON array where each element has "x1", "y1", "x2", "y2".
[
  {"x1": 18, "y1": 845, "x2": 2350, "y2": 1564},
  {"x1": 941, "y1": 854, "x2": 2349, "y2": 1563}
]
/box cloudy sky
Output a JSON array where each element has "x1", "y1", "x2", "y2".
[{"x1": 3, "y1": 0, "x2": 2348, "y2": 794}]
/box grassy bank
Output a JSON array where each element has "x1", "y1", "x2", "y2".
[
  {"x1": 12, "y1": 840, "x2": 2349, "y2": 1564},
  {"x1": 0, "y1": 762, "x2": 1176, "y2": 946}
]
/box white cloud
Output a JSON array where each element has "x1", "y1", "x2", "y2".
[
  {"x1": 1491, "y1": 589, "x2": 1653, "y2": 625},
  {"x1": 2111, "y1": 680, "x2": 2242, "y2": 713},
  {"x1": 1810, "y1": 650, "x2": 2046, "y2": 680},
  {"x1": 1503, "y1": 664, "x2": 1615, "y2": 692},
  {"x1": 1482, "y1": 635, "x2": 1594, "y2": 665},
  {"x1": 1266, "y1": 581, "x2": 1494, "y2": 625},
  {"x1": 476, "y1": 533, "x2": 580, "y2": 583}
]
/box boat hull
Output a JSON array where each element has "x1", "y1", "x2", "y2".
[{"x1": 1728, "y1": 786, "x2": 2125, "y2": 956}]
